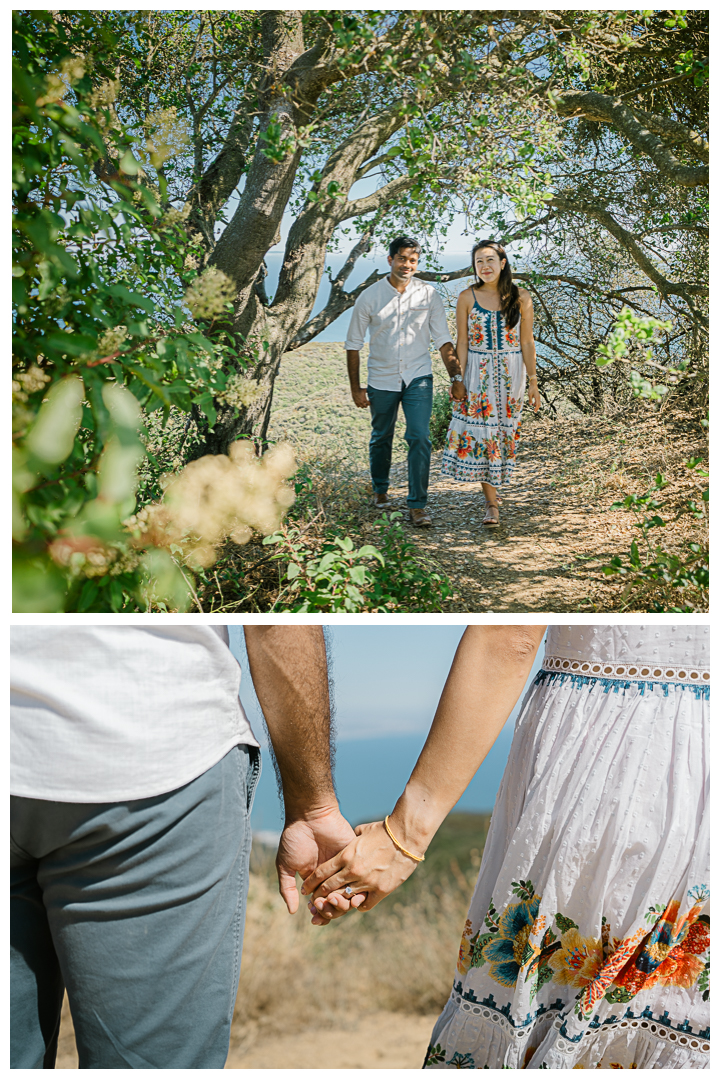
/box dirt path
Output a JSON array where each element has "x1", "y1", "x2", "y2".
[
  {"x1": 379, "y1": 412, "x2": 705, "y2": 613},
  {"x1": 55, "y1": 998, "x2": 436, "y2": 1069},
  {"x1": 227, "y1": 1012, "x2": 436, "y2": 1069}
]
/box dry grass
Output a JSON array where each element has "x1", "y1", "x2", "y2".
[{"x1": 232, "y1": 866, "x2": 473, "y2": 1050}]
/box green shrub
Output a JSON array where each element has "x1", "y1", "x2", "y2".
[
  {"x1": 429, "y1": 388, "x2": 453, "y2": 450},
  {"x1": 602, "y1": 459, "x2": 709, "y2": 612},
  {"x1": 368, "y1": 512, "x2": 453, "y2": 610},
  {"x1": 263, "y1": 512, "x2": 453, "y2": 613},
  {"x1": 263, "y1": 530, "x2": 385, "y2": 612}
]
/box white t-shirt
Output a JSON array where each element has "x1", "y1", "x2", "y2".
[{"x1": 10, "y1": 625, "x2": 259, "y2": 803}]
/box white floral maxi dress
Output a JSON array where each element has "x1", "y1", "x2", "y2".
[
  {"x1": 425, "y1": 625, "x2": 710, "y2": 1070},
  {"x1": 440, "y1": 296, "x2": 526, "y2": 486}
]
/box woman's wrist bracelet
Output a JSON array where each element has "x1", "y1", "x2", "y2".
[{"x1": 384, "y1": 816, "x2": 425, "y2": 862}]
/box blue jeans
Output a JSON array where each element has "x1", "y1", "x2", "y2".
[
  {"x1": 10, "y1": 744, "x2": 260, "y2": 1069},
  {"x1": 368, "y1": 375, "x2": 433, "y2": 508}
]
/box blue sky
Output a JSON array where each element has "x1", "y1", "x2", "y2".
[{"x1": 228, "y1": 626, "x2": 546, "y2": 835}]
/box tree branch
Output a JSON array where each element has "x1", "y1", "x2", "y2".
[
  {"x1": 286, "y1": 227, "x2": 384, "y2": 351},
  {"x1": 551, "y1": 196, "x2": 708, "y2": 326},
  {"x1": 185, "y1": 106, "x2": 255, "y2": 251},
  {"x1": 626, "y1": 103, "x2": 708, "y2": 163},
  {"x1": 339, "y1": 173, "x2": 417, "y2": 221},
  {"x1": 210, "y1": 11, "x2": 307, "y2": 291},
  {"x1": 549, "y1": 89, "x2": 708, "y2": 186}
]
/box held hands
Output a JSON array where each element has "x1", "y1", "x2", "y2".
[
  {"x1": 275, "y1": 805, "x2": 367, "y2": 915},
  {"x1": 351, "y1": 387, "x2": 370, "y2": 409},
  {"x1": 299, "y1": 819, "x2": 422, "y2": 925},
  {"x1": 450, "y1": 380, "x2": 468, "y2": 402}
]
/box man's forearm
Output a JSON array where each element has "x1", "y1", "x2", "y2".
[
  {"x1": 346, "y1": 350, "x2": 362, "y2": 391},
  {"x1": 439, "y1": 342, "x2": 462, "y2": 378},
  {"x1": 244, "y1": 626, "x2": 337, "y2": 822}
]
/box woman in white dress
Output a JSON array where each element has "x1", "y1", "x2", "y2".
[
  {"x1": 441, "y1": 241, "x2": 541, "y2": 526},
  {"x1": 303, "y1": 625, "x2": 710, "y2": 1069}
]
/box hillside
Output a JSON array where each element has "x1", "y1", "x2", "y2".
[{"x1": 246, "y1": 342, "x2": 707, "y2": 614}]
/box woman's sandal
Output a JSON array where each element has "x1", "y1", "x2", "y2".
[{"x1": 482, "y1": 502, "x2": 500, "y2": 527}]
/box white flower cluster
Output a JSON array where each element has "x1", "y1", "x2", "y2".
[
  {"x1": 145, "y1": 106, "x2": 190, "y2": 168},
  {"x1": 86, "y1": 78, "x2": 120, "y2": 126},
  {"x1": 215, "y1": 373, "x2": 263, "y2": 410},
  {"x1": 130, "y1": 441, "x2": 296, "y2": 568},
  {"x1": 12, "y1": 364, "x2": 52, "y2": 432},
  {"x1": 184, "y1": 267, "x2": 235, "y2": 320},
  {"x1": 36, "y1": 55, "x2": 86, "y2": 106},
  {"x1": 96, "y1": 325, "x2": 128, "y2": 357},
  {"x1": 12, "y1": 364, "x2": 51, "y2": 403},
  {"x1": 164, "y1": 204, "x2": 192, "y2": 228}
]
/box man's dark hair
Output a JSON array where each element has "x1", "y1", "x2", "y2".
[{"x1": 389, "y1": 236, "x2": 421, "y2": 258}]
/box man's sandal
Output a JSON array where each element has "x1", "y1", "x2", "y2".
[
  {"x1": 409, "y1": 508, "x2": 432, "y2": 527},
  {"x1": 482, "y1": 502, "x2": 500, "y2": 527}
]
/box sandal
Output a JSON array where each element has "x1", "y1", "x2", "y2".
[
  {"x1": 409, "y1": 508, "x2": 433, "y2": 527},
  {"x1": 482, "y1": 502, "x2": 500, "y2": 527}
]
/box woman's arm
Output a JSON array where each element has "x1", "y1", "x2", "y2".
[
  {"x1": 518, "y1": 290, "x2": 540, "y2": 412},
  {"x1": 302, "y1": 625, "x2": 546, "y2": 916}
]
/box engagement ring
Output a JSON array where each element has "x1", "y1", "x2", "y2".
[{"x1": 344, "y1": 886, "x2": 353, "y2": 896}]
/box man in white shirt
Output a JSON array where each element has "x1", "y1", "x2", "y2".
[
  {"x1": 10, "y1": 625, "x2": 363, "y2": 1069},
  {"x1": 344, "y1": 236, "x2": 467, "y2": 526}
]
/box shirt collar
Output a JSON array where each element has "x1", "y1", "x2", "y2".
[{"x1": 384, "y1": 274, "x2": 420, "y2": 298}]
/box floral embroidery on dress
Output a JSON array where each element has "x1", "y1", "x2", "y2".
[
  {"x1": 448, "y1": 1052, "x2": 475, "y2": 1068},
  {"x1": 609, "y1": 896, "x2": 711, "y2": 999},
  {"x1": 457, "y1": 919, "x2": 473, "y2": 977},
  {"x1": 467, "y1": 311, "x2": 486, "y2": 348},
  {"x1": 447, "y1": 429, "x2": 473, "y2": 459},
  {"x1": 424, "y1": 1044, "x2": 447, "y2": 1066},
  {"x1": 466, "y1": 390, "x2": 493, "y2": 420},
  {"x1": 440, "y1": 301, "x2": 525, "y2": 485},
  {"x1": 548, "y1": 927, "x2": 605, "y2": 988},
  {"x1": 457, "y1": 886, "x2": 710, "y2": 1020}
]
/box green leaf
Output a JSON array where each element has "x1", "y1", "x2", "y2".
[
  {"x1": 107, "y1": 283, "x2": 155, "y2": 312},
  {"x1": 555, "y1": 912, "x2": 578, "y2": 935},
  {"x1": 119, "y1": 151, "x2": 141, "y2": 175}
]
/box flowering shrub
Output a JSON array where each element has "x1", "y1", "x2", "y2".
[{"x1": 12, "y1": 12, "x2": 292, "y2": 611}]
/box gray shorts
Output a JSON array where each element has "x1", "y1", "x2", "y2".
[{"x1": 10, "y1": 744, "x2": 260, "y2": 1068}]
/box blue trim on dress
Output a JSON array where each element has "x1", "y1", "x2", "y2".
[
  {"x1": 453, "y1": 981, "x2": 565, "y2": 1029},
  {"x1": 451, "y1": 980, "x2": 710, "y2": 1049},
  {"x1": 534, "y1": 668, "x2": 710, "y2": 701},
  {"x1": 470, "y1": 293, "x2": 521, "y2": 331},
  {"x1": 557, "y1": 1003, "x2": 710, "y2": 1045}
]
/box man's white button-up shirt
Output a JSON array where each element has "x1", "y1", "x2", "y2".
[{"x1": 344, "y1": 276, "x2": 453, "y2": 391}]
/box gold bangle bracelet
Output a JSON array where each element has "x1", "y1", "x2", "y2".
[{"x1": 384, "y1": 816, "x2": 425, "y2": 862}]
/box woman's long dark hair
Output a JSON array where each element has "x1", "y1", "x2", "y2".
[{"x1": 471, "y1": 239, "x2": 520, "y2": 329}]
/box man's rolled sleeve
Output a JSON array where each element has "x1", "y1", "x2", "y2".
[
  {"x1": 429, "y1": 289, "x2": 453, "y2": 349},
  {"x1": 344, "y1": 296, "x2": 371, "y2": 350}
]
